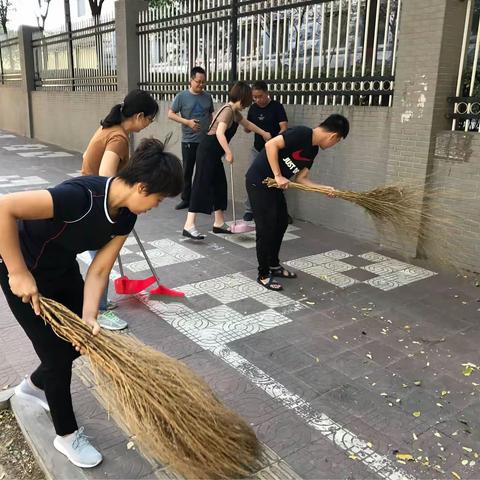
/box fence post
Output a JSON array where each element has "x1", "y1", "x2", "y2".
[
  {"x1": 18, "y1": 26, "x2": 38, "y2": 138},
  {"x1": 115, "y1": 0, "x2": 148, "y2": 94},
  {"x1": 384, "y1": 0, "x2": 470, "y2": 256},
  {"x1": 231, "y1": 0, "x2": 238, "y2": 81}
]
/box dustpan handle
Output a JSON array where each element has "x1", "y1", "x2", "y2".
[
  {"x1": 117, "y1": 254, "x2": 125, "y2": 277},
  {"x1": 230, "y1": 163, "x2": 236, "y2": 223},
  {"x1": 132, "y1": 228, "x2": 161, "y2": 285}
]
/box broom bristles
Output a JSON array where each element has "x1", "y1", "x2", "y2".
[
  {"x1": 263, "y1": 177, "x2": 479, "y2": 271},
  {"x1": 38, "y1": 296, "x2": 262, "y2": 479}
]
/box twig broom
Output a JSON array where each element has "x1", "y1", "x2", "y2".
[
  {"x1": 263, "y1": 177, "x2": 419, "y2": 228},
  {"x1": 38, "y1": 296, "x2": 262, "y2": 479}
]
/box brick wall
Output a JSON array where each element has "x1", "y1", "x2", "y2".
[
  {"x1": 137, "y1": 101, "x2": 392, "y2": 243},
  {"x1": 421, "y1": 131, "x2": 480, "y2": 272}
]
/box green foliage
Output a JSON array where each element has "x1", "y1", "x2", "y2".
[{"x1": 149, "y1": 0, "x2": 179, "y2": 8}]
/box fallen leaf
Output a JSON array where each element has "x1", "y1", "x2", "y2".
[
  {"x1": 436, "y1": 403, "x2": 444, "y2": 407},
  {"x1": 306, "y1": 301, "x2": 315, "y2": 305},
  {"x1": 380, "y1": 392, "x2": 388, "y2": 396},
  {"x1": 451, "y1": 472, "x2": 461, "y2": 480},
  {"x1": 463, "y1": 366, "x2": 474, "y2": 377},
  {"x1": 462, "y1": 447, "x2": 473, "y2": 453},
  {"x1": 414, "y1": 381, "x2": 422, "y2": 386},
  {"x1": 332, "y1": 335, "x2": 339, "y2": 340},
  {"x1": 349, "y1": 454, "x2": 358, "y2": 460},
  {"x1": 461, "y1": 460, "x2": 468, "y2": 466},
  {"x1": 412, "y1": 433, "x2": 418, "y2": 441},
  {"x1": 434, "y1": 432, "x2": 442, "y2": 438},
  {"x1": 469, "y1": 461, "x2": 476, "y2": 467},
  {"x1": 441, "y1": 390, "x2": 449, "y2": 397},
  {"x1": 366, "y1": 352, "x2": 373, "y2": 360},
  {"x1": 127, "y1": 441, "x2": 135, "y2": 450},
  {"x1": 413, "y1": 411, "x2": 421, "y2": 417},
  {"x1": 396, "y1": 453, "x2": 414, "y2": 461}
]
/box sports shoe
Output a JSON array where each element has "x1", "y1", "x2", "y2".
[
  {"x1": 243, "y1": 212, "x2": 254, "y2": 221},
  {"x1": 54, "y1": 427, "x2": 102, "y2": 468},
  {"x1": 97, "y1": 311, "x2": 128, "y2": 331},
  {"x1": 15, "y1": 376, "x2": 50, "y2": 412}
]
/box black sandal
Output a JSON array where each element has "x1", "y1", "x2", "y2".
[
  {"x1": 270, "y1": 266, "x2": 297, "y2": 279},
  {"x1": 182, "y1": 228, "x2": 205, "y2": 240},
  {"x1": 212, "y1": 224, "x2": 232, "y2": 234},
  {"x1": 257, "y1": 275, "x2": 283, "y2": 291}
]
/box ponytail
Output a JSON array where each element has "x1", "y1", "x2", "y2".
[
  {"x1": 101, "y1": 104, "x2": 123, "y2": 128},
  {"x1": 101, "y1": 89, "x2": 159, "y2": 129}
]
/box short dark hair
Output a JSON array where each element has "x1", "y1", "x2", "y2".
[
  {"x1": 118, "y1": 138, "x2": 183, "y2": 197},
  {"x1": 319, "y1": 114, "x2": 350, "y2": 139},
  {"x1": 252, "y1": 81, "x2": 268, "y2": 92},
  {"x1": 101, "y1": 89, "x2": 159, "y2": 128},
  {"x1": 191, "y1": 66, "x2": 206, "y2": 78},
  {"x1": 228, "y1": 81, "x2": 252, "y2": 108}
]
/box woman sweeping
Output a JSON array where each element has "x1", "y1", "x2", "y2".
[
  {"x1": 182, "y1": 81, "x2": 271, "y2": 239},
  {"x1": 82, "y1": 89, "x2": 158, "y2": 330},
  {"x1": 2, "y1": 139, "x2": 182, "y2": 468},
  {"x1": 246, "y1": 114, "x2": 350, "y2": 290}
]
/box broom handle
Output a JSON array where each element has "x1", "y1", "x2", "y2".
[
  {"x1": 230, "y1": 163, "x2": 236, "y2": 223},
  {"x1": 117, "y1": 254, "x2": 125, "y2": 277},
  {"x1": 132, "y1": 229, "x2": 161, "y2": 285}
]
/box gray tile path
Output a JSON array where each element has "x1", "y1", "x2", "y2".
[{"x1": 0, "y1": 130, "x2": 479, "y2": 479}]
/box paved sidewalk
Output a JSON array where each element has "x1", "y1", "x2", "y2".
[{"x1": 0, "y1": 129, "x2": 479, "y2": 479}]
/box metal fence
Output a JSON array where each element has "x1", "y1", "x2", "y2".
[
  {"x1": 0, "y1": 34, "x2": 22, "y2": 85},
  {"x1": 450, "y1": 0, "x2": 480, "y2": 132},
  {"x1": 138, "y1": 0, "x2": 402, "y2": 105},
  {"x1": 32, "y1": 14, "x2": 117, "y2": 91}
]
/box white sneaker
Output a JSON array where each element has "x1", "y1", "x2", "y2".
[
  {"x1": 54, "y1": 427, "x2": 102, "y2": 468},
  {"x1": 15, "y1": 376, "x2": 50, "y2": 412},
  {"x1": 97, "y1": 310, "x2": 128, "y2": 331}
]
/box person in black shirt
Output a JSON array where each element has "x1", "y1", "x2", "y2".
[
  {"x1": 0, "y1": 139, "x2": 182, "y2": 469},
  {"x1": 243, "y1": 81, "x2": 288, "y2": 221},
  {"x1": 246, "y1": 114, "x2": 350, "y2": 291}
]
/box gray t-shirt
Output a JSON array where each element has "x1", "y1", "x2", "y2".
[{"x1": 171, "y1": 90, "x2": 214, "y2": 143}]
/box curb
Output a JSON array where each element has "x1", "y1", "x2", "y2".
[
  {"x1": 0, "y1": 387, "x2": 14, "y2": 409},
  {"x1": 10, "y1": 394, "x2": 88, "y2": 480}
]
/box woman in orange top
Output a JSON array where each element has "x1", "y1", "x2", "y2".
[{"x1": 82, "y1": 89, "x2": 159, "y2": 330}]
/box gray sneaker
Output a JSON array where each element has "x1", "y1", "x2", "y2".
[
  {"x1": 54, "y1": 427, "x2": 102, "y2": 468},
  {"x1": 97, "y1": 311, "x2": 128, "y2": 331},
  {"x1": 15, "y1": 376, "x2": 50, "y2": 412}
]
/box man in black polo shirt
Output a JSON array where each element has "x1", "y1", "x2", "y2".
[
  {"x1": 243, "y1": 81, "x2": 288, "y2": 221},
  {"x1": 246, "y1": 114, "x2": 350, "y2": 291}
]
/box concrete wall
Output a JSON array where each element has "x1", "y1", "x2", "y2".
[
  {"x1": 31, "y1": 91, "x2": 121, "y2": 153},
  {"x1": 0, "y1": 85, "x2": 28, "y2": 136}
]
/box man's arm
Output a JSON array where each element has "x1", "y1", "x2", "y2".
[
  {"x1": 264, "y1": 135, "x2": 289, "y2": 188},
  {"x1": 278, "y1": 121, "x2": 288, "y2": 133},
  {"x1": 167, "y1": 109, "x2": 200, "y2": 132},
  {"x1": 295, "y1": 168, "x2": 336, "y2": 195}
]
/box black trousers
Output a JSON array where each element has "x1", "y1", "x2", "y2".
[
  {"x1": 180, "y1": 142, "x2": 199, "y2": 203},
  {"x1": 0, "y1": 261, "x2": 83, "y2": 436},
  {"x1": 246, "y1": 182, "x2": 289, "y2": 277},
  {"x1": 189, "y1": 136, "x2": 227, "y2": 215}
]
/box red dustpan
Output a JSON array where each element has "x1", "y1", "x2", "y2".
[
  {"x1": 229, "y1": 163, "x2": 255, "y2": 234},
  {"x1": 131, "y1": 229, "x2": 185, "y2": 298},
  {"x1": 114, "y1": 255, "x2": 156, "y2": 294}
]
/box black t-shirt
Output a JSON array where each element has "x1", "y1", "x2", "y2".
[
  {"x1": 246, "y1": 126, "x2": 318, "y2": 187},
  {"x1": 247, "y1": 100, "x2": 288, "y2": 151},
  {"x1": 18, "y1": 176, "x2": 137, "y2": 279}
]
